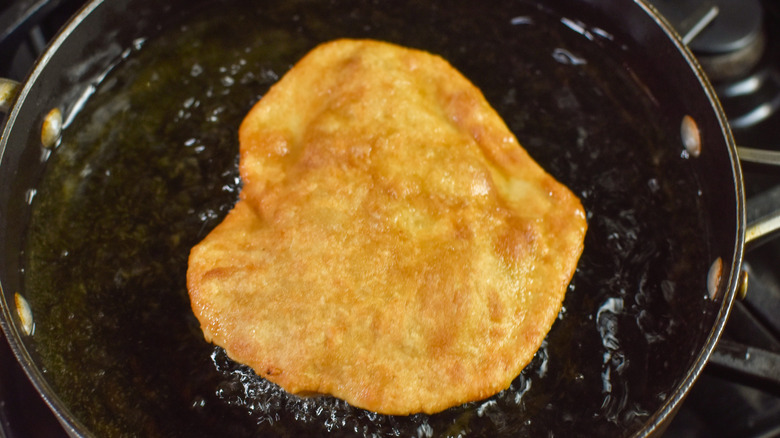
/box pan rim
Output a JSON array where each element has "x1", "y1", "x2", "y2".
[
  {"x1": 628, "y1": 0, "x2": 746, "y2": 436},
  {"x1": 0, "y1": 0, "x2": 106, "y2": 436},
  {"x1": 0, "y1": 0, "x2": 748, "y2": 436}
]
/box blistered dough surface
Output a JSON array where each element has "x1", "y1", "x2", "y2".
[{"x1": 187, "y1": 39, "x2": 587, "y2": 415}]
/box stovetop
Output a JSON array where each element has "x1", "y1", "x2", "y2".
[{"x1": 1, "y1": 0, "x2": 779, "y2": 437}]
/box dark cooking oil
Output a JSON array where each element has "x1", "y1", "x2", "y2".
[{"x1": 23, "y1": 0, "x2": 715, "y2": 437}]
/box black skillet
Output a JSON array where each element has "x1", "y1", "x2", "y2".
[{"x1": 0, "y1": 0, "x2": 778, "y2": 436}]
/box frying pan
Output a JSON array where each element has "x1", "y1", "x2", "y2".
[{"x1": 1, "y1": 0, "x2": 779, "y2": 436}]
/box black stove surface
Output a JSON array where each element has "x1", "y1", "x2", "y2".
[
  {"x1": 1, "y1": 0, "x2": 779, "y2": 437},
  {"x1": 0, "y1": 333, "x2": 68, "y2": 437}
]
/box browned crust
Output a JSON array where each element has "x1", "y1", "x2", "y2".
[{"x1": 187, "y1": 39, "x2": 587, "y2": 415}]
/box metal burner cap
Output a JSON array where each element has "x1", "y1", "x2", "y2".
[{"x1": 689, "y1": 0, "x2": 763, "y2": 55}]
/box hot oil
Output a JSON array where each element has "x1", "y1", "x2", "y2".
[{"x1": 23, "y1": 0, "x2": 714, "y2": 436}]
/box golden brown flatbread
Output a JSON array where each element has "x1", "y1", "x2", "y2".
[{"x1": 187, "y1": 39, "x2": 587, "y2": 415}]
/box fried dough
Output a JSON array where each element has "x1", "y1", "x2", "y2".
[{"x1": 187, "y1": 39, "x2": 587, "y2": 415}]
